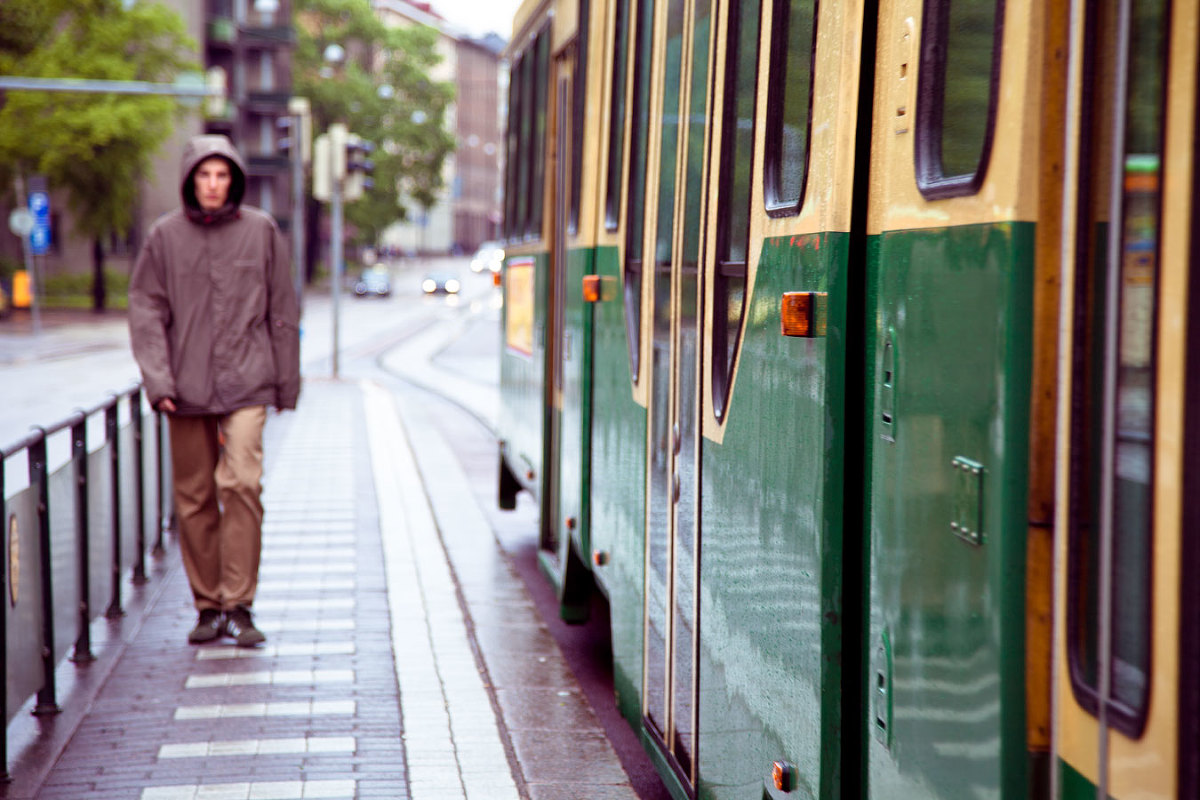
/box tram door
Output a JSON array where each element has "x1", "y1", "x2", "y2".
[
  {"x1": 545, "y1": 41, "x2": 589, "y2": 607},
  {"x1": 1054, "y1": 1, "x2": 1195, "y2": 798},
  {"x1": 641, "y1": 0, "x2": 706, "y2": 783},
  {"x1": 863, "y1": 1, "x2": 1058, "y2": 798}
]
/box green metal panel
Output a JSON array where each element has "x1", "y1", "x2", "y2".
[
  {"x1": 1059, "y1": 759, "x2": 1109, "y2": 800},
  {"x1": 498, "y1": 250, "x2": 550, "y2": 502},
  {"x1": 589, "y1": 243, "x2": 648, "y2": 725},
  {"x1": 697, "y1": 232, "x2": 850, "y2": 800},
  {"x1": 559, "y1": 245, "x2": 596, "y2": 580},
  {"x1": 864, "y1": 222, "x2": 1034, "y2": 800}
]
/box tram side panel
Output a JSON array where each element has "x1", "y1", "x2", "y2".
[
  {"x1": 499, "y1": 250, "x2": 549, "y2": 509},
  {"x1": 696, "y1": 234, "x2": 852, "y2": 800},
  {"x1": 862, "y1": 1, "x2": 1055, "y2": 798},
  {"x1": 589, "y1": 242, "x2": 649, "y2": 725},
  {"x1": 690, "y1": 0, "x2": 863, "y2": 796}
]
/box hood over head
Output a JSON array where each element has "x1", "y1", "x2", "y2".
[{"x1": 180, "y1": 134, "x2": 247, "y2": 224}]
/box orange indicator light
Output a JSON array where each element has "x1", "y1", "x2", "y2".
[
  {"x1": 780, "y1": 292, "x2": 828, "y2": 338},
  {"x1": 772, "y1": 760, "x2": 796, "y2": 792},
  {"x1": 582, "y1": 274, "x2": 601, "y2": 303},
  {"x1": 493, "y1": 270, "x2": 502, "y2": 287}
]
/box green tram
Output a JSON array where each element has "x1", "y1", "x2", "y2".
[{"x1": 495, "y1": 0, "x2": 1200, "y2": 798}]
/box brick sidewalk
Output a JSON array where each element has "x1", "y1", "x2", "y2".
[
  {"x1": 1, "y1": 377, "x2": 639, "y2": 800},
  {"x1": 26, "y1": 380, "x2": 403, "y2": 799}
]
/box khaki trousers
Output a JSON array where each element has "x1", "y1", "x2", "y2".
[{"x1": 168, "y1": 406, "x2": 267, "y2": 611}]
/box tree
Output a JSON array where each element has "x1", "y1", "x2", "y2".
[
  {"x1": 0, "y1": 0, "x2": 195, "y2": 312},
  {"x1": 294, "y1": 0, "x2": 455, "y2": 253}
]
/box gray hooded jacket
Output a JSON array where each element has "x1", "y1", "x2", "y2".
[{"x1": 128, "y1": 134, "x2": 301, "y2": 415}]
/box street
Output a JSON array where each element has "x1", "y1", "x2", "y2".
[
  {"x1": 0, "y1": 256, "x2": 670, "y2": 799},
  {"x1": 0, "y1": 257, "x2": 498, "y2": 491}
]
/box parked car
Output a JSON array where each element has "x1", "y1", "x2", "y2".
[
  {"x1": 354, "y1": 267, "x2": 392, "y2": 298},
  {"x1": 469, "y1": 241, "x2": 505, "y2": 273},
  {"x1": 421, "y1": 273, "x2": 461, "y2": 295}
]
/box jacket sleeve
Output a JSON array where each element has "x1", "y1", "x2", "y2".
[
  {"x1": 127, "y1": 230, "x2": 177, "y2": 408},
  {"x1": 267, "y1": 222, "x2": 301, "y2": 410}
]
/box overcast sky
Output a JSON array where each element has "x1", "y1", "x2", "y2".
[{"x1": 435, "y1": 0, "x2": 522, "y2": 39}]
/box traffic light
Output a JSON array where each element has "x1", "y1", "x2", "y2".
[
  {"x1": 344, "y1": 135, "x2": 375, "y2": 202},
  {"x1": 204, "y1": 67, "x2": 227, "y2": 118},
  {"x1": 276, "y1": 116, "x2": 296, "y2": 160},
  {"x1": 312, "y1": 133, "x2": 332, "y2": 202}
]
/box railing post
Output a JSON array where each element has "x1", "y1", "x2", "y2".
[
  {"x1": 131, "y1": 389, "x2": 148, "y2": 584},
  {"x1": 29, "y1": 431, "x2": 59, "y2": 716},
  {"x1": 0, "y1": 452, "x2": 11, "y2": 782},
  {"x1": 106, "y1": 402, "x2": 123, "y2": 619},
  {"x1": 70, "y1": 415, "x2": 94, "y2": 664},
  {"x1": 153, "y1": 412, "x2": 166, "y2": 556}
]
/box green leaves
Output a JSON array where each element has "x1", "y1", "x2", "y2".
[
  {"x1": 0, "y1": 0, "x2": 195, "y2": 239},
  {"x1": 295, "y1": 0, "x2": 454, "y2": 244}
]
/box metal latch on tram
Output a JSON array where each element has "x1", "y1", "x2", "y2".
[{"x1": 950, "y1": 456, "x2": 985, "y2": 546}]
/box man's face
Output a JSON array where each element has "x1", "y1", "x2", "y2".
[{"x1": 194, "y1": 157, "x2": 232, "y2": 212}]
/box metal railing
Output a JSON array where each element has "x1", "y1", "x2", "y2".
[{"x1": 0, "y1": 384, "x2": 171, "y2": 779}]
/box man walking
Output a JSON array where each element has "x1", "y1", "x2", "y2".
[{"x1": 129, "y1": 134, "x2": 300, "y2": 646}]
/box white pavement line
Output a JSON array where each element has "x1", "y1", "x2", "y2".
[
  {"x1": 158, "y1": 736, "x2": 356, "y2": 759},
  {"x1": 258, "y1": 547, "x2": 356, "y2": 560},
  {"x1": 259, "y1": 562, "x2": 356, "y2": 574},
  {"x1": 363, "y1": 381, "x2": 520, "y2": 800},
  {"x1": 251, "y1": 598, "x2": 355, "y2": 611},
  {"x1": 140, "y1": 779, "x2": 356, "y2": 799},
  {"x1": 184, "y1": 669, "x2": 354, "y2": 689},
  {"x1": 196, "y1": 642, "x2": 356, "y2": 660},
  {"x1": 256, "y1": 618, "x2": 354, "y2": 633},
  {"x1": 173, "y1": 701, "x2": 354, "y2": 720}
]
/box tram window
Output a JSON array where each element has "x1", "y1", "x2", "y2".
[
  {"x1": 712, "y1": 0, "x2": 762, "y2": 419},
  {"x1": 914, "y1": 0, "x2": 1001, "y2": 198},
  {"x1": 516, "y1": 51, "x2": 534, "y2": 237},
  {"x1": 529, "y1": 28, "x2": 551, "y2": 239},
  {"x1": 764, "y1": 0, "x2": 816, "y2": 216},
  {"x1": 504, "y1": 54, "x2": 521, "y2": 240},
  {"x1": 605, "y1": 0, "x2": 631, "y2": 231},
  {"x1": 1066, "y1": 0, "x2": 1166, "y2": 739},
  {"x1": 568, "y1": 0, "x2": 590, "y2": 235},
  {"x1": 622, "y1": 0, "x2": 656, "y2": 382}
]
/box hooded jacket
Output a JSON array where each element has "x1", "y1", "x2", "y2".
[{"x1": 129, "y1": 135, "x2": 300, "y2": 415}]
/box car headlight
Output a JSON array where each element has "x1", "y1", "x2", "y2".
[
  {"x1": 422, "y1": 279, "x2": 437, "y2": 293},
  {"x1": 445, "y1": 279, "x2": 461, "y2": 294}
]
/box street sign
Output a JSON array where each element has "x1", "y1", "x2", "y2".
[
  {"x1": 7, "y1": 208, "x2": 34, "y2": 238},
  {"x1": 27, "y1": 186, "x2": 50, "y2": 256}
]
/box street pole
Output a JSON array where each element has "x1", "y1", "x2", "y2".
[
  {"x1": 290, "y1": 112, "x2": 305, "y2": 308},
  {"x1": 330, "y1": 169, "x2": 343, "y2": 379},
  {"x1": 13, "y1": 172, "x2": 42, "y2": 337}
]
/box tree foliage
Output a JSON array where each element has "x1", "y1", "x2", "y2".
[
  {"x1": 294, "y1": 0, "x2": 455, "y2": 245},
  {"x1": 0, "y1": 0, "x2": 196, "y2": 241}
]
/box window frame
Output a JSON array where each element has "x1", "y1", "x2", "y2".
[
  {"x1": 711, "y1": 0, "x2": 763, "y2": 421},
  {"x1": 913, "y1": 0, "x2": 1005, "y2": 199},
  {"x1": 1064, "y1": 0, "x2": 1170, "y2": 741},
  {"x1": 763, "y1": 0, "x2": 819, "y2": 217},
  {"x1": 605, "y1": 0, "x2": 632, "y2": 231}
]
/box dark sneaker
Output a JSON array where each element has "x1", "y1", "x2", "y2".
[
  {"x1": 187, "y1": 608, "x2": 223, "y2": 644},
  {"x1": 223, "y1": 605, "x2": 266, "y2": 647}
]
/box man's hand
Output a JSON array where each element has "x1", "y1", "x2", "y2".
[{"x1": 157, "y1": 398, "x2": 177, "y2": 413}]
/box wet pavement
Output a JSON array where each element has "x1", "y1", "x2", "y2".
[{"x1": 0, "y1": 298, "x2": 643, "y2": 799}]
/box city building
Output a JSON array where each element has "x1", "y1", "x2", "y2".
[
  {"x1": 202, "y1": 0, "x2": 297, "y2": 231},
  {"x1": 373, "y1": 0, "x2": 505, "y2": 255},
  {"x1": 0, "y1": 0, "x2": 295, "y2": 300}
]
